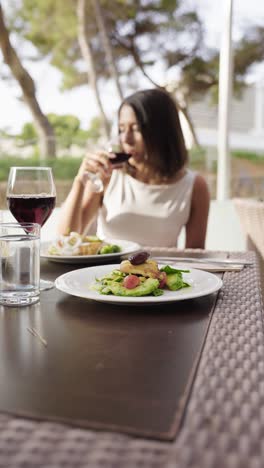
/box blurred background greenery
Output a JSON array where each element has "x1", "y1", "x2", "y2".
[{"x1": 0, "y1": 0, "x2": 263, "y2": 207}]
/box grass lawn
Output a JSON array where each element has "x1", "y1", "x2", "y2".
[
  {"x1": 0, "y1": 150, "x2": 263, "y2": 181},
  {"x1": 0, "y1": 150, "x2": 264, "y2": 207},
  {"x1": 0, "y1": 156, "x2": 82, "y2": 182}
]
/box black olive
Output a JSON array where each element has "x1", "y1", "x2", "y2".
[{"x1": 128, "y1": 251, "x2": 150, "y2": 265}]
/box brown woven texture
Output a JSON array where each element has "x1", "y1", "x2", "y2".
[
  {"x1": 0, "y1": 250, "x2": 263, "y2": 468},
  {"x1": 234, "y1": 198, "x2": 264, "y2": 255},
  {"x1": 234, "y1": 198, "x2": 264, "y2": 291}
]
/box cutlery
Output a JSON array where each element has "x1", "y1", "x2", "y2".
[
  {"x1": 152, "y1": 256, "x2": 253, "y2": 266},
  {"x1": 155, "y1": 260, "x2": 243, "y2": 272}
]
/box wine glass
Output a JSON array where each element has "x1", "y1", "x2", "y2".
[
  {"x1": 83, "y1": 138, "x2": 131, "y2": 193},
  {"x1": 6, "y1": 166, "x2": 56, "y2": 291},
  {"x1": 108, "y1": 137, "x2": 131, "y2": 165}
]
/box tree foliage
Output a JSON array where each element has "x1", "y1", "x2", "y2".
[
  {"x1": 17, "y1": 113, "x2": 102, "y2": 148},
  {"x1": 170, "y1": 25, "x2": 264, "y2": 106},
  {"x1": 2, "y1": 0, "x2": 264, "y2": 146},
  {"x1": 13, "y1": 1, "x2": 204, "y2": 90},
  {"x1": 0, "y1": 1, "x2": 56, "y2": 158}
]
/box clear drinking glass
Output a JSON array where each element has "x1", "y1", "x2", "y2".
[
  {"x1": 0, "y1": 222, "x2": 40, "y2": 307},
  {"x1": 6, "y1": 167, "x2": 56, "y2": 291}
]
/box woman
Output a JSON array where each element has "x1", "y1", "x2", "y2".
[{"x1": 58, "y1": 88, "x2": 210, "y2": 248}]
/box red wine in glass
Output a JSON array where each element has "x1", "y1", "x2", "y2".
[
  {"x1": 84, "y1": 143, "x2": 131, "y2": 192},
  {"x1": 6, "y1": 167, "x2": 56, "y2": 290},
  {"x1": 7, "y1": 195, "x2": 56, "y2": 227},
  {"x1": 110, "y1": 152, "x2": 131, "y2": 165},
  {"x1": 108, "y1": 138, "x2": 131, "y2": 166}
]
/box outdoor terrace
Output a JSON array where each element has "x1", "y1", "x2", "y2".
[{"x1": 1, "y1": 200, "x2": 246, "y2": 252}]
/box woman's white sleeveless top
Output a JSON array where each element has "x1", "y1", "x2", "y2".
[{"x1": 97, "y1": 169, "x2": 196, "y2": 247}]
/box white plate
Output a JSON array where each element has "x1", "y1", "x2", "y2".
[
  {"x1": 41, "y1": 239, "x2": 140, "y2": 264},
  {"x1": 55, "y1": 263, "x2": 223, "y2": 304}
]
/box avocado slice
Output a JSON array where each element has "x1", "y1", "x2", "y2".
[
  {"x1": 109, "y1": 278, "x2": 160, "y2": 296},
  {"x1": 166, "y1": 273, "x2": 189, "y2": 291}
]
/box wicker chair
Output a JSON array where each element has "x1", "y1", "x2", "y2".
[{"x1": 234, "y1": 198, "x2": 264, "y2": 293}]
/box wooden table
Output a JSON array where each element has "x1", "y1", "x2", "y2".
[{"x1": 0, "y1": 248, "x2": 263, "y2": 468}]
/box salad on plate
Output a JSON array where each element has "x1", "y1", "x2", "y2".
[
  {"x1": 91, "y1": 251, "x2": 190, "y2": 297},
  {"x1": 48, "y1": 232, "x2": 121, "y2": 256}
]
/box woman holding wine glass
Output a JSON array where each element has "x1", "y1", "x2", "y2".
[
  {"x1": 58, "y1": 88, "x2": 210, "y2": 249},
  {"x1": 6, "y1": 166, "x2": 56, "y2": 290}
]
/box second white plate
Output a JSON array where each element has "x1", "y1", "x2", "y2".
[
  {"x1": 55, "y1": 264, "x2": 223, "y2": 304},
  {"x1": 41, "y1": 239, "x2": 140, "y2": 264}
]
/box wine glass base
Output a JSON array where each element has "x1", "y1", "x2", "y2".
[
  {"x1": 40, "y1": 279, "x2": 54, "y2": 291},
  {"x1": 84, "y1": 171, "x2": 104, "y2": 193}
]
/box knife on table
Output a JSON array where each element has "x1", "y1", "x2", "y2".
[{"x1": 152, "y1": 256, "x2": 253, "y2": 266}]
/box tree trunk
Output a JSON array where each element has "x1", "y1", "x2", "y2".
[
  {"x1": 91, "y1": 0, "x2": 123, "y2": 102},
  {"x1": 0, "y1": 4, "x2": 56, "y2": 159},
  {"x1": 77, "y1": 0, "x2": 110, "y2": 139}
]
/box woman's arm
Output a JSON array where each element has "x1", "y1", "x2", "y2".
[
  {"x1": 57, "y1": 177, "x2": 102, "y2": 235},
  {"x1": 185, "y1": 174, "x2": 210, "y2": 249},
  {"x1": 57, "y1": 152, "x2": 112, "y2": 235}
]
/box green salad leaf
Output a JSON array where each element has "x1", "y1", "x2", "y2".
[
  {"x1": 160, "y1": 265, "x2": 190, "y2": 275},
  {"x1": 90, "y1": 264, "x2": 191, "y2": 297}
]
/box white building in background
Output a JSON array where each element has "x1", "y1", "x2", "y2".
[{"x1": 189, "y1": 82, "x2": 264, "y2": 153}]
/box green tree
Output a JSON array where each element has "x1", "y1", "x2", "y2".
[
  {"x1": 0, "y1": 2, "x2": 56, "y2": 158},
  {"x1": 48, "y1": 114, "x2": 81, "y2": 147},
  {"x1": 76, "y1": 0, "x2": 110, "y2": 137},
  {"x1": 14, "y1": 0, "x2": 204, "y2": 140},
  {"x1": 9, "y1": 1, "x2": 264, "y2": 146},
  {"x1": 86, "y1": 117, "x2": 102, "y2": 142},
  {"x1": 17, "y1": 113, "x2": 101, "y2": 149},
  {"x1": 19, "y1": 122, "x2": 37, "y2": 142},
  {"x1": 91, "y1": 0, "x2": 123, "y2": 101},
  {"x1": 170, "y1": 25, "x2": 264, "y2": 102}
]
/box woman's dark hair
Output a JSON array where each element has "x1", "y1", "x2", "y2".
[{"x1": 118, "y1": 88, "x2": 188, "y2": 177}]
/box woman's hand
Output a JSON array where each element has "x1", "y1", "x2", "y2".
[{"x1": 76, "y1": 151, "x2": 113, "y2": 188}]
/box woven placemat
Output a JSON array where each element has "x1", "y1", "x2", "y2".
[{"x1": 0, "y1": 250, "x2": 263, "y2": 468}]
